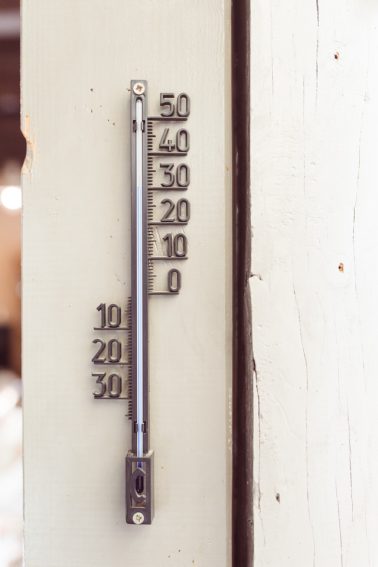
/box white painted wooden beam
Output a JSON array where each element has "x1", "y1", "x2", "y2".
[
  {"x1": 252, "y1": 0, "x2": 378, "y2": 564},
  {"x1": 22, "y1": 2, "x2": 232, "y2": 565}
]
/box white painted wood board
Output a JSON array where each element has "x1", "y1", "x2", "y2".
[
  {"x1": 21, "y1": 2, "x2": 232, "y2": 565},
  {"x1": 251, "y1": 0, "x2": 378, "y2": 565}
]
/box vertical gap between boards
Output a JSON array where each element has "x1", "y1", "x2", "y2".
[{"x1": 232, "y1": 0, "x2": 253, "y2": 565}]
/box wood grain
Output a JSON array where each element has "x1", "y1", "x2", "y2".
[{"x1": 251, "y1": 1, "x2": 378, "y2": 565}]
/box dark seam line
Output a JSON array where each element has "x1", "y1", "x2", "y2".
[{"x1": 232, "y1": 0, "x2": 253, "y2": 565}]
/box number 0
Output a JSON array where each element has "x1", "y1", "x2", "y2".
[
  {"x1": 177, "y1": 93, "x2": 190, "y2": 117},
  {"x1": 168, "y1": 269, "x2": 181, "y2": 293}
]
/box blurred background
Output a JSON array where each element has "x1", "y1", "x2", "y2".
[{"x1": 0, "y1": 0, "x2": 23, "y2": 566}]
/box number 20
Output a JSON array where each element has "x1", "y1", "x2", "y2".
[
  {"x1": 161, "y1": 199, "x2": 190, "y2": 223},
  {"x1": 92, "y1": 339, "x2": 122, "y2": 363}
]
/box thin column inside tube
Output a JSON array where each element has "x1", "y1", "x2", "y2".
[{"x1": 135, "y1": 98, "x2": 144, "y2": 460}]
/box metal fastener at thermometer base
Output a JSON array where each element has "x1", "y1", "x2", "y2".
[{"x1": 91, "y1": 80, "x2": 191, "y2": 526}]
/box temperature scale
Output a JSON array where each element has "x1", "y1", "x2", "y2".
[{"x1": 91, "y1": 81, "x2": 191, "y2": 525}]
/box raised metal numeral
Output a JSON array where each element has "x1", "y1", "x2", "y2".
[
  {"x1": 92, "y1": 339, "x2": 106, "y2": 363},
  {"x1": 93, "y1": 372, "x2": 126, "y2": 399},
  {"x1": 162, "y1": 233, "x2": 188, "y2": 257},
  {"x1": 159, "y1": 128, "x2": 175, "y2": 152},
  {"x1": 160, "y1": 198, "x2": 191, "y2": 223},
  {"x1": 160, "y1": 163, "x2": 190, "y2": 188},
  {"x1": 160, "y1": 93, "x2": 175, "y2": 117},
  {"x1": 108, "y1": 339, "x2": 122, "y2": 363},
  {"x1": 160, "y1": 93, "x2": 191, "y2": 118},
  {"x1": 176, "y1": 199, "x2": 190, "y2": 222},
  {"x1": 92, "y1": 338, "x2": 126, "y2": 364},
  {"x1": 95, "y1": 303, "x2": 124, "y2": 329},
  {"x1": 168, "y1": 269, "x2": 181, "y2": 293},
  {"x1": 176, "y1": 129, "x2": 190, "y2": 152},
  {"x1": 158, "y1": 128, "x2": 190, "y2": 153},
  {"x1": 176, "y1": 93, "x2": 190, "y2": 117}
]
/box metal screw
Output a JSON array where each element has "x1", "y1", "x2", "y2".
[
  {"x1": 133, "y1": 512, "x2": 145, "y2": 525},
  {"x1": 133, "y1": 82, "x2": 145, "y2": 95}
]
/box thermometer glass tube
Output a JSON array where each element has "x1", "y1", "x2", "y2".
[{"x1": 135, "y1": 97, "x2": 144, "y2": 461}]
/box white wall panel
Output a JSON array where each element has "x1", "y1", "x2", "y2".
[
  {"x1": 22, "y1": 2, "x2": 232, "y2": 565},
  {"x1": 252, "y1": 1, "x2": 378, "y2": 565}
]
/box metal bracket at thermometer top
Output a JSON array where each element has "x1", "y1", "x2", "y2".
[{"x1": 126, "y1": 80, "x2": 154, "y2": 525}]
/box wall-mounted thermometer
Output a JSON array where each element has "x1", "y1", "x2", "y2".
[
  {"x1": 91, "y1": 80, "x2": 191, "y2": 525},
  {"x1": 125, "y1": 80, "x2": 153, "y2": 526}
]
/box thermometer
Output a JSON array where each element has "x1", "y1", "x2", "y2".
[
  {"x1": 126, "y1": 81, "x2": 153, "y2": 526},
  {"x1": 91, "y1": 80, "x2": 191, "y2": 525}
]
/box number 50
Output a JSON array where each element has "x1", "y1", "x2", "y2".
[{"x1": 160, "y1": 93, "x2": 191, "y2": 118}]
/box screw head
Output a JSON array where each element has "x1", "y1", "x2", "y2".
[
  {"x1": 132, "y1": 512, "x2": 145, "y2": 525},
  {"x1": 133, "y1": 82, "x2": 145, "y2": 95}
]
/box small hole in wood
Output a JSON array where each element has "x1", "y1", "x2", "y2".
[
  {"x1": 338, "y1": 263, "x2": 344, "y2": 272},
  {"x1": 334, "y1": 52, "x2": 340, "y2": 60}
]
